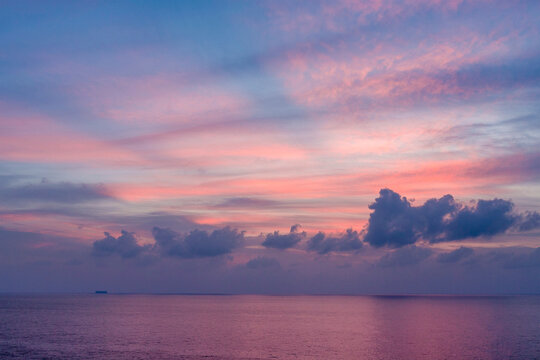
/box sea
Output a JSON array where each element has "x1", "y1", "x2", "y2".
[{"x1": 0, "y1": 294, "x2": 538, "y2": 359}]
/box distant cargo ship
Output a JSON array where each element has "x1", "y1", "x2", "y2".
[{"x1": 95, "y1": 290, "x2": 108, "y2": 294}]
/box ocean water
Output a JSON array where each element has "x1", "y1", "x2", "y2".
[{"x1": 0, "y1": 295, "x2": 539, "y2": 359}]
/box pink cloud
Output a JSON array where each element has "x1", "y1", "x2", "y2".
[
  {"x1": 263, "y1": 14, "x2": 522, "y2": 115},
  {"x1": 69, "y1": 73, "x2": 253, "y2": 126},
  {"x1": 266, "y1": 0, "x2": 488, "y2": 35},
  {"x1": 108, "y1": 151, "x2": 538, "y2": 205},
  {"x1": 0, "y1": 109, "x2": 145, "y2": 166}
]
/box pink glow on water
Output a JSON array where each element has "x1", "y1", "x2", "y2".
[{"x1": 1, "y1": 295, "x2": 538, "y2": 359}]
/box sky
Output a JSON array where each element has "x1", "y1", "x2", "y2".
[{"x1": 1, "y1": 0, "x2": 539, "y2": 294}]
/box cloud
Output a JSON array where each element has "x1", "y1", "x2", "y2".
[
  {"x1": 502, "y1": 247, "x2": 540, "y2": 269},
  {"x1": 363, "y1": 189, "x2": 422, "y2": 248},
  {"x1": 216, "y1": 197, "x2": 280, "y2": 208},
  {"x1": 437, "y1": 247, "x2": 474, "y2": 263},
  {"x1": 92, "y1": 230, "x2": 149, "y2": 259},
  {"x1": 92, "y1": 226, "x2": 244, "y2": 260},
  {"x1": 463, "y1": 152, "x2": 540, "y2": 182},
  {"x1": 0, "y1": 226, "x2": 86, "y2": 260},
  {"x1": 152, "y1": 226, "x2": 244, "y2": 258},
  {"x1": 439, "y1": 114, "x2": 540, "y2": 145},
  {"x1": 447, "y1": 54, "x2": 540, "y2": 93},
  {"x1": 364, "y1": 189, "x2": 539, "y2": 247},
  {"x1": 443, "y1": 198, "x2": 516, "y2": 241},
  {"x1": 0, "y1": 178, "x2": 112, "y2": 204},
  {"x1": 245, "y1": 256, "x2": 281, "y2": 269},
  {"x1": 377, "y1": 245, "x2": 433, "y2": 267},
  {"x1": 296, "y1": 53, "x2": 540, "y2": 114},
  {"x1": 518, "y1": 212, "x2": 540, "y2": 232},
  {"x1": 307, "y1": 229, "x2": 363, "y2": 254},
  {"x1": 2, "y1": 226, "x2": 539, "y2": 294},
  {"x1": 119, "y1": 212, "x2": 209, "y2": 233},
  {"x1": 262, "y1": 224, "x2": 306, "y2": 249}
]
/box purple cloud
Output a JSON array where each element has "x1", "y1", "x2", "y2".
[
  {"x1": 262, "y1": 224, "x2": 306, "y2": 249},
  {"x1": 152, "y1": 226, "x2": 244, "y2": 258},
  {"x1": 307, "y1": 229, "x2": 363, "y2": 254},
  {"x1": 93, "y1": 230, "x2": 149, "y2": 259},
  {"x1": 364, "y1": 189, "x2": 539, "y2": 248}
]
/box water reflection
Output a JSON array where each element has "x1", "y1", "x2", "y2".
[{"x1": 0, "y1": 295, "x2": 538, "y2": 359}]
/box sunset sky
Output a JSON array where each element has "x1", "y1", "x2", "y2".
[{"x1": 1, "y1": 0, "x2": 539, "y2": 294}]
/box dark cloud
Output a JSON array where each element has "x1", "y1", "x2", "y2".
[
  {"x1": 246, "y1": 256, "x2": 281, "y2": 269},
  {"x1": 518, "y1": 212, "x2": 540, "y2": 232},
  {"x1": 444, "y1": 198, "x2": 517, "y2": 241},
  {"x1": 262, "y1": 224, "x2": 305, "y2": 249},
  {"x1": 92, "y1": 226, "x2": 244, "y2": 260},
  {"x1": 0, "y1": 179, "x2": 112, "y2": 204},
  {"x1": 307, "y1": 229, "x2": 363, "y2": 254},
  {"x1": 437, "y1": 247, "x2": 474, "y2": 263},
  {"x1": 363, "y1": 189, "x2": 421, "y2": 248},
  {"x1": 1, "y1": 226, "x2": 540, "y2": 294},
  {"x1": 152, "y1": 226, "x2": 244, "y2": 258},
  {"x1": 92, "y1": 230, "x2": 149, "y2": 259},
  {"x1": 364, "y1": 189, "x2": 539, "y2": 248},
  {"x1": 377, "y1": 245, "x2": 433, "y2": 267}
]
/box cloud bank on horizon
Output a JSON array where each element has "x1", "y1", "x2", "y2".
[
  {"x1": 87, "y1": 188, "x2": 539, "y2": 256},
  {"x1": 0, "y1": 188, "x2": 539, "y2": 293},
  {"x1": 0, "y1": 0, "x2": 539, "y2": 293}
]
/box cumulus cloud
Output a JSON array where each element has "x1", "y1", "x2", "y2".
[
  {"x1": 92, "y1": 226, "x2": 244, "y2": 260},
  {"x1": 377, "y1": 245, "x2": 433, "y2": 267},
  {"x1": 92, "y1": 230, "x2": 149, "y2": 258},
  {"x1": 518, "y1": 212, "x2": 540, "y2": 232},
  {"x1": 262, "y1": 224, "x2": 305, "y2": 249},
  {"x1": 245, "y1": 256, "x2": 281, "y2": 269},
  {"x1": 152, "y1": 226, "x2": 244, "y2": 258},
  {"x1": 363, "y1": 189, "x2": 420, "y2": 248},
  {"x1": 364, "y1": 189, "x2": 539, "y2": 248},
  {"x1": 437, "y1": 247, "x2": 474, "y2": 263},
  {"x1": 443, "y1": 199, "x2": 517, "y2": 241},
  {"x1": 307, "y1": 229, "x2": 363, "y2": 254}
]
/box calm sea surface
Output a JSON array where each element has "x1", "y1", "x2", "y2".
[{"x1": 0, "y1": 295, "x2": 538, "y2": 359}]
